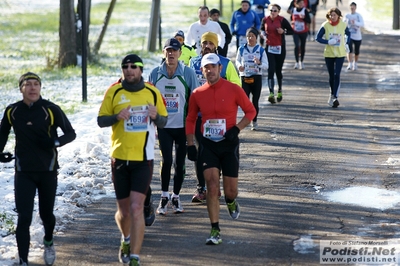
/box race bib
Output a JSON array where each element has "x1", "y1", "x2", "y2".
[
  {"x1": 203, "y1": 119, "x2": 226, "y2": 142},
  {"x1": 124, "y1": 105, "x2": 149, "y2": 132},
  {"x1": 239, "y1": 35, "x2": 247, "y2": 47},
  {"x1": 349, "y1": 25, "x2": 358, "y2": 34},
  {"x1": 268, "y1": 45, "x2": 282, "y2": 54},
  {"x1": 164, "y1": 93, "x2": 180, "y2": 113},
  {"x1": 329, "y1": 33, "x2": 341, "y2": 46},
  {"x1": 244, "y1": 54, "x2": 260, "y2": 75},
  {"x1": 294, "y1": 21, "x2": 305, "y2": 32}
]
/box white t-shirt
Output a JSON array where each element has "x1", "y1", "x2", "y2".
[
  {"x1": 344, "y1": 12, "x2": 364, "y2": 41},
  {"x1": 186, "y1": 20, "x2": 226, "y2": 55}
]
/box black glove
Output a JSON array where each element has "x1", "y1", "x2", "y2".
[
  {"x1": 187, "y1": 145, "x2": 198, "y2": 161},
  {"x1": 38, "y1": 137, "x2": 55, "y2": 149},
  {"x1": 224, "y1": 126, "x2": 240, "y2": 141},
  {"x1": 0, "y1": 152, "x2": 14, "y2": 163}
]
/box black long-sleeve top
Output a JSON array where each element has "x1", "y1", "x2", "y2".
[{"x1": 0, "y1": 97, "x2": 76, "y2": 171}]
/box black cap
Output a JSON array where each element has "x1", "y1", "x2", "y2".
[
  {"x1": 164, "y1": 38, "x2": 181, "y2": 50},
  {"x1": 174, "y1": 30, "x2": 185, "y2": 39},
  {"x1": 246, "y1": 27, "x2": 259, "y2": 37},
  {"x1": 241, "y1": 0, "x2": 251, "y2": 5},
  {"x1": 19, "y1": 72, "x2": 41, "y2": 88},
  {"x1": 121, "y1": 54, "x2": 144, "y2": 67},
  {"x1": 210, "y1": 8, "x2": 220, "y2": 15}
]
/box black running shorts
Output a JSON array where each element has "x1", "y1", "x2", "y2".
[
  {"x1": 201, "y1": 137, "x2": 240, "y2": 178},
  {"x1": 111, "y1": 159, "x2": 153, "y2": 199}
]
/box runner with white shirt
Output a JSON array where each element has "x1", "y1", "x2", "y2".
[
  {"x1": 148, "y1": 39, "x2": 199, "y2": 215},
  {"x1": 236, "y1": 27, "x2": 268, "y2": 130},
  {"x1": 344, "y1": 2, "x2": 364, "y2": 70},
  {"x1": 186, "y1": 6, "x2": 226, "y2": 55}
]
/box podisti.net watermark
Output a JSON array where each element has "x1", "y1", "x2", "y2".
[{"x1": 320, "y1": 239, "x2": 400, "y2": 264}]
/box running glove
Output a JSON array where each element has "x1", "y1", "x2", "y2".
[
  {"x1": 0, "y1": 152, "x2": 14, "y2": 163},
  {"x1": 328, "y1": 39, "x2": 337, "y2": 45},
  {"x1": 224, "y1": 126, "x2": 240, "y2": 141},
  {"x1": 187, "y1": 145, "x2": 198, "y2": 161}
]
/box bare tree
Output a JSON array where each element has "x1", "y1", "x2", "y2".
[
  {"x1": 59, "y1": 0, "x2": 76, "y2": 68},
  {"x1": 93, "y1": 0, "x2": 117, "y2": 56}
]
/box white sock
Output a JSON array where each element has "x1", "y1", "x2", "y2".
[
  {"x1": 161, "y1": 191, "x2": 169, "y2": 198},
  {"x1": 123, "y1": 235, "x2": 130, "y2": 244},
  {"x1": 171, "y1": 193, "x2": 179, "y2": 198}
]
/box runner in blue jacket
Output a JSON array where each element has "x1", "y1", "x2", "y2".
[{"x1": 230, "y1": 0, "x2": 261, "y2": 50}]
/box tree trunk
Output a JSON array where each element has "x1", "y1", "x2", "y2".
[
  {"x1": 59, "y1": 0, "x2": 77, "y2": 68},
  {"x1": 92, "y1": 0, "x2": 117, "y2": 56}
]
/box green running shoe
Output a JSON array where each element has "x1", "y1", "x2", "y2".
[
  {"x1": 268, "y1": 92, "x2": 275, "y2": 104},
  {"x1": 206, "y1": 228, "x2": 222, "y2": 245},
  {"x1": 277, "y1": 92, "x2": 283, "y2": 102}
]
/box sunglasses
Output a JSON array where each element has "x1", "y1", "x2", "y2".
[
  {"x1": 270, "y1": 9, "x2": 279, "y2": 12},
  {"x1": 175, "y1": 36, "x2": 184, "y2": 43},
  {"x1": 122, "y1": 64, "x2": 139, "y2": 69}
]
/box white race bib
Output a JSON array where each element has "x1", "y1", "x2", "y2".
[
  {"x1": 244, "y1": 55, "x2": 260, "y2": 75},
  {"x1": 329, "y1": 33, "x2": 341, "y2": 46},
  {"x1": 164, "y1": 93, "x2": 180, "y2": 113},
  {"x1": 268, "y1": 45, "x2": 282, "y2": 54},
  {"x1": 294, "y1": 21, "x2": 305, "y2": 32},
  {"x1": 124, "y1": 105, "x2": 149, "y2": 132},
  {"x1": 203, "y1": 119, "x2": 226, "y2": 142},
  {"x1": 239, "y1": 35, "x2": 247, "y2": 47}
]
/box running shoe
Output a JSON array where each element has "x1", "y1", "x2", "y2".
[
  {"x1": 227, "y1": 200, "x2": 240, "y2": 220},
  {"x1": 293, "y1": 62, "x2": 299, "y2": 69},
  {"x1": 192, "y1": 188, "x2": 207, "y2": 203},
  {"x1": 129, "y1": 256, "x2": 140, "y2": 266},
  {"x1": 332, "y1": 98, "x2": 340, "y2": 108},
  {"x1": 119, "y1": 241, "x2": 130, "y2": 264},
  {"x1": 352, "y1": 62, "x2": 357, "y2": 70},
  {"x1": 43, "y1": 239, "x2": 56, "y2": 266},
  {"x1": 156, "y1": 197, "x2": 169, "y2": 215},
  {"x1": 144, "y1": 201, "x2": 155, "y2": 226},
  {"x1": 277, "y1": 92, "x2": 283, "y2": 102},
  {"x1": 206, "y1": 228, "x2": 222, "y2": 245},
  {"x1": 171, "y1": 196, "x2": 184, "y2": 213},
  {"x1": 327, "y1": 95, "x2": 334, "y2": 107},
  {"x1": 300, "y1": 62, "x2": 304, "y2": 70},
  {"x1": 347, "y1": 63, "x2": 352, "y2": 70},
  {"x1": 251, "y1": 121, "x2": 258, "y2": 131},
  {"x1": 268, "y1": 92, "x2": 275, "y2": 104}
]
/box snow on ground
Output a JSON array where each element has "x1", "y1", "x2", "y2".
[{"x1": 0, "y1": 0, "x2": 399, "y2": 264}]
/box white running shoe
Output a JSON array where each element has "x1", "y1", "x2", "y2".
[
  {"x1": 156, "y1": 197, "x2": 169, "y2": 215},
  {"x1": 293, "y1": 62, "x2": 299, "y2": 69},
  {"x1": 347, "y1": 63, "x2": 353, "y2": 70},
  {"x1": 327, "y1": 95, "x2": 334, "y2": 107},
  {"x1": 171, "y1": 197, "x2": 184, "y2": 213},
  {"x1": 352, "y1": 62, "x2": 357, "y2": 70},
  {"x1": 43, "y1": 243, "x2": 56, "y2": 266},
  {"x1": 299, "y1": 62, "x2": 304, "y2": 70},
  {"x1": 251, "y1": 121, "x2": 258, "y2": 131}
]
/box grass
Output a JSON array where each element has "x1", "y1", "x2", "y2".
[
  {"x1": 366, "y1": 0, "x2": 392, "y2": 21},
  {"x1": 0, "y1": 0, "x2": 237, "y2": 92}
]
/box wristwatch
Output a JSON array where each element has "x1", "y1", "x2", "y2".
[{"x1": 54, "y1": 140, "x2": 60, "y2": 147}]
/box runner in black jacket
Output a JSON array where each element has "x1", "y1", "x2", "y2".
[{"x1": 0, "y1": 72, "x2": 76, "y2": 266}]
